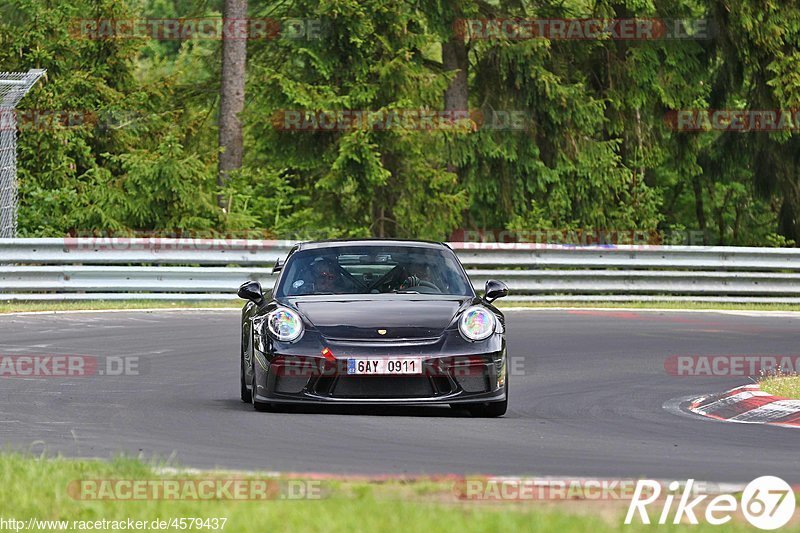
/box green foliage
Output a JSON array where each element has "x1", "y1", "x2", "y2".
[
  {"x1": 3, "y1": 0, "x2": 800, "y2": 245},
  {"x1": 2, "y1": 0, "x2": 222, "y2": 236},
  {"x1": 241, "y1": 0, "x2": 467, "y2": 239}
]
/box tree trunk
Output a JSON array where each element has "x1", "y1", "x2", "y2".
[
  {"x1": 691, "y1": 175, "x2": 708, "y2": 245},
  {"x1": 442, "y1": 35, "x2": 468, "y2": 114},
  {"x1": 218, "y1": 0, "x2": 248, "y2": 209},
  {"x1": 778, "y1": 196, "x2": 799, "y2": 245},
  {"x1": 442, "y1": 32, "x2": 468, "y2": 228}
]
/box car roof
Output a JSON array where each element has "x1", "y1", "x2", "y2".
[{"x1": 295, "y1": 239, "x2": 448, "y2": 251}]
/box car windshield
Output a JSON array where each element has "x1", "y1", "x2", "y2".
[{"x1": 276, "y1": 245, "x2": 473, "y2": 297}]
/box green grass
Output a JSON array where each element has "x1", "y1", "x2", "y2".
[
  {"x1": 0, "y1": 454, "x2": 793, "y2": 532},
  {"x1": 760, "y1": 375, "x2": 800, "y2": 399},
  {"x1": 494, "y1": 301, "x2": 800, "y2": 311},
  {"x1": 0, "y1": 300, "x2": 241, "y2": 314}
]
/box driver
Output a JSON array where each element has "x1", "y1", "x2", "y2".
[
  {"x1": 399, "y1": 263, "x2": 436, "y2": 291},
  {"x1": 310, "y1": 257, "x2": 349, "y2": 293}
]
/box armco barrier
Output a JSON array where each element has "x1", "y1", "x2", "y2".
[{"x1": 1, "y1": 238, "x2": 799, "y2": 302}]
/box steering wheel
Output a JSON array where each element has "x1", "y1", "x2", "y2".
[{"x1": 415, "y1": 280, "x2": 441, "y2": 292}]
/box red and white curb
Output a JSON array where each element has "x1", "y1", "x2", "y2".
[{"x1": 688, "y1": 384, "x2": 800, "y2": 428}]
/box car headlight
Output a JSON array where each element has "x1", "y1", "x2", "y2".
[
  {"x1": 266, "y1": 307, "x2": 304, "y2": 342},
  {"x1": 459, "y1": 306, "x2": 496, "y2": 341}
]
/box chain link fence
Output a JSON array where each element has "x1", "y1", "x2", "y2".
[{"x1": 0, "y1": 69, "x2": 45, "y2": 238}]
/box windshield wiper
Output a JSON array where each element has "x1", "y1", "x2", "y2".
[{"x1": 390, "y1": 289, "x2": 421, "y2": 294}]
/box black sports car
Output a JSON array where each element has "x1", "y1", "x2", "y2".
[{"x1": 237, "y1": 239, "x2": 509, "y2": 417}]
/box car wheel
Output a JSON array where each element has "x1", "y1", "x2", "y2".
[{"x1": 465, "y1": 380, "x2": 508, "y2": 418}]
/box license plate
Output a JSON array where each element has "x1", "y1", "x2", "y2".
[{"x1": 347, "y1": 357, "x2": 423, "y2": 375}]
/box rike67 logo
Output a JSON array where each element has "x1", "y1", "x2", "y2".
[{"x1": 625, "y1": 477, "x2": 795, "y2": 530}]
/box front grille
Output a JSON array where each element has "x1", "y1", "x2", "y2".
[
  {"x1": 456, "y1": 374, "x2": 490, "y2": 393},
  {"x1": 274, "y1": 375, "x2": 309, "y2": 394},
  {"x1": 431, "y1": 376, "x2": 455, "y2": 395},
  {"x1": 311, "y1": 376, "x2": 336, "y2": 396},
  {"x1": 326, "y1": 337, "x2": 441, "y2": 348},
  {"x1": 332, "y1": 376, "x2": 434, "y2": 398},
  {"x1": 449, "y1": 357, "x2": 493, "y2": 393}
]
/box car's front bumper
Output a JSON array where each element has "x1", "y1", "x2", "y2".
[{"x1": 252, "y1": 351, "x2": 507, "y2": 405}]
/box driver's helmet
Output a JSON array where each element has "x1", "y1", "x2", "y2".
[{"x1": 310, "y1": 257, "x2": 339, "y2": 290}]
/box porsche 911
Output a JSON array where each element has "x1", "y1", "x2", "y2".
[{"x1": 238, "y1": 239, "x2": 509, "y2": 417}]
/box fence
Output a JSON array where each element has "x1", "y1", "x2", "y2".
[
  {"x1": 1, "y1": 238, "x2": 799, "y2": 302},
  {"x1": 0, "y1": 70, "x2": 46, "y2": 238}
]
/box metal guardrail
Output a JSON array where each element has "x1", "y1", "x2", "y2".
[{"x1": 1, "y1": 238, "x2": 800, "y2": 302}]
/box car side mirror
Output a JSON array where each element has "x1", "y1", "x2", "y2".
[
  {"x1": 483, "y1": 279, "x2": 508, "y2": 303},
  {"x1": 238, "y1": 280, "x2": 264, "y2": 304}
]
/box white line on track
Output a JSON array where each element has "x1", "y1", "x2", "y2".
[
  {"x1": 500, "y1": 307, "x2": 800, "y2": 317},
  {"x1": 0, "y1": 308, "x2": 240, "y2": 316}
]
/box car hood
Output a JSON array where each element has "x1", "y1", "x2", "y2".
[{"x1": 289, "y1": 296, "x2": 471, "y2": 340}]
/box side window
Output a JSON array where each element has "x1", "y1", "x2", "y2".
[{"x1": 273, "y1": 249, "x2": 296, "y2": 295}]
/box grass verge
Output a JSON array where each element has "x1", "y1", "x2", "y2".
[
  {"x1": 0, "y1": 454, "x2": 792, "y2": 532},
  {"x1": 495, "y1": 301, "x2": 800, "y2": 311},
  {"x1": 759, "y1": 375, "x2": 800, "y2": 399},
  {"x1": 0, "y1": 300, "x2": 241, "y2": 314}
]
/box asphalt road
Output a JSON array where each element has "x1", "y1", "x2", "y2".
[{"x1": 0, "y1": 308, "x2": 798, "y2": 483}]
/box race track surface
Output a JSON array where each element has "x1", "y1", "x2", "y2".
[{"x1": 1, "y1": 309, "x2": 797, "y2": 482}]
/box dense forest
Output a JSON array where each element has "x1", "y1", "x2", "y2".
[{"x1": 1, "y1": 0, "x2": 799, "y2": 245}]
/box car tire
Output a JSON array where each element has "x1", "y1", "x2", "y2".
[
  {"x1": 251, "y1": 361, "x2": 277, "y2": 412},
  {"x1": 465, "y1": 380, "x2": 508, "y2": 418},
  {"x1": 240, "y1": 355, "x2": 252, "y2": 403}
]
